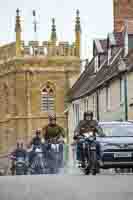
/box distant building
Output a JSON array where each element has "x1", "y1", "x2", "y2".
[
  {"x1": 0, "y1": 9, "x2": 81, "y2": 153},
  {"x1": 68, "y1": 0, "x2": 133, "y2": 143}
]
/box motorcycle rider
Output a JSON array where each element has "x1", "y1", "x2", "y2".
[
  {"x1": 42, "y1": 113, "x2": 65, "y2": 172},
  {"x1": 10, "y1": 142, "x2": 27, "y2": 175},
  {"x1": 29, "y1": 129, "x2": 42, "y2": 167},
  {"x1": 73, "y1": 111, "x2": 100, "y2": 168},
  {"x1": 30, "y1": 129, "x2": 42, "y2": 147},
  {"x1": 43, "y1": 113, "x2": 65, "y2": 141}
]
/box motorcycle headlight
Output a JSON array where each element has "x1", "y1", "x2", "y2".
[
  {"x1": 83, "y1": 132, "x2": 93, "y2": 138},
  {"x1": 83, "y1": 133, "x2": 89, "y2": 137}
]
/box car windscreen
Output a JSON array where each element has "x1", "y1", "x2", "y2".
[{"x1": 99, "y1": 124, "x2": 133, "y2": 137}]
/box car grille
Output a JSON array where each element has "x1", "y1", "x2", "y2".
[
  {"x1": 103, "y1": 149, "x2": 133, "y2": 152},
  {"x1": 102, "y1": 154, "x2": 133, "y2": 162}
]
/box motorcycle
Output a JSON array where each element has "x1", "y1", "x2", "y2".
[
  {"x1": 15, "y1": 156, "x2": 27, "y2": 175},
  {"x1": 45, "y1": 137, "x2": 64, "y2": 174},
  {"x1": 78, "y1": 130, "x2": 100, "y2": 175},
  {"x1": 29, "y1": 146, "x2": 45, "y2": 175}
]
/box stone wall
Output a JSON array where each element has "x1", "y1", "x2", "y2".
[{"x1": 0, "y1": 56, "x2": 80, "y2": 153}]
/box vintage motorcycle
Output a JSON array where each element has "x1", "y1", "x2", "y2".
[
  {"x1": 78, "y1": 129, "x2": 100, "y2": 175},
  {"x1": 16, "y1": 156, "x2": 27, "y2": 175},
  {"x1": 29, "y1": 146, "x2": 45, "y2": 175},
  {"x1": 45, "y1": 137, "x2": 64, "y2": 174}
]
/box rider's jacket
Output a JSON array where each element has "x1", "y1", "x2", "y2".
[
  {"x1": 43, "y1": 124, "x2": 65, "y2": 141},
  {"x1": 74, "y1": 120, "x2": 99, "y2": 138},
  {"x1": 12, "y1": 149, "x2": 27, "y2": 160},
  {"x1": 31, "y1": 136, "x2": 41, "y2": 146}
]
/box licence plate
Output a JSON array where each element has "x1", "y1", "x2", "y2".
[
  {"x1": 114, "y1": 152, "x2": 132, "y2": 158},
  {"x1": 91, "y1": 146, "x2": 96, "y2": 150}
]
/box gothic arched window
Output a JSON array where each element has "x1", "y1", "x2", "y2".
[{"x1": 41, "y1": 82, "x2": 55, "y2": 112}]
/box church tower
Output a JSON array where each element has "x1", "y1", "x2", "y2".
[
  {"x1": 114, "y1": 0, "x2": 133, "y2": 32},
  {"x1": 0, "y1": 9, "x2": 81, "y2": 153}
]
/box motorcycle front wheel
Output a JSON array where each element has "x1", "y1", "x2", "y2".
[{"x1": 90, "y1": 150, "x2": 99, "y2": 175}]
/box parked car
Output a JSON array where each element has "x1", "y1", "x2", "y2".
[{"x1": 97, "y1": 121, "x2": 133, "y2": 169}]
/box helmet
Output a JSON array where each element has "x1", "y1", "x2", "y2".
[
  {"x1": 35, "y1": 128, "x2": 41, "y2": 135},
  {"x1": 48, "y1": 112, "x2": 56, "y2": 121},
  {"x1": 16, "y1": 141, "x2": 24, "y2": 148},
  {"x1": 84, "y1": 111, "x2": 93, "y2": 119}
]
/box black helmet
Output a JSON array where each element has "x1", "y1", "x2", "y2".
[{"x1": 84, "y1": 111, "x2": 93, "y2": 119}]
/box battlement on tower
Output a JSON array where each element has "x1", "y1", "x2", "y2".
[
  {"x1": 0, "y1": 40, "x2": 76, "y2": 62},
  {"x1": 21, "y1": 40, "x2": 76, "y2": 57}
]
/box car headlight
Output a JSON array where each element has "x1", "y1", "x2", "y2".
[
  {"x1": 127, "y1": 144, "x2": 133, "y2": 149},
  {"x1": 100, "y1": 143, "x2": 119, "y2": 150}
]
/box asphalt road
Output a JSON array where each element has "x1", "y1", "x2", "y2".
[
  {"x1": 0, "y1": 174, "x2": 133, "y2": 200},
  {"x1": 0, "y1": 147, "x2": 133, "y2": 200}
]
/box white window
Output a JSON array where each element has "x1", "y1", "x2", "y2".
[
  {"x1": 41, "y1": 83, "x2": 55, "y2": 112},
  {"x1": 84, "y1": 99, "x2": 87, "y2": 112},
  {"x1": 106, "y1": 86, "x2": 111, "y2": 111},
  {"x1": 86, "y1": 98, "x2": 89, "y2": 112}
]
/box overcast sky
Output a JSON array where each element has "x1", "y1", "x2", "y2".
[{"x1": 0, "y1": 0, "x2": 113, "y2": 58}]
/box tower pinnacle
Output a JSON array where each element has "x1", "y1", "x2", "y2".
[
  {"x1": 75, "y1": 9, "x2": 81, "y2": 32},
  {"x1": 51, "y1": 18, "x2": 57, "y2": 43},
  {"x1": 75, "y1": 9, "x2": 81, "y2": 57},
  {"x1": 15, "y1": 8, "x2": 22, "y2": 56}
]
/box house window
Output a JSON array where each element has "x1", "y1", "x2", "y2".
[
  {"x1": 84, "y1": 99, "x2": 87, "y2": 112},
  {"x1": 86, "y1": 98, "x2": 89, "y2": 111},
  {"x1": 41, "y1": 83, "x2": 55, "y2": 112},
  {"x1": 75, "y1": 104, "x2": 80, "y2": 125},
  {"x1": 106, "y1": 85, "x2": 111, "y2": 111}
]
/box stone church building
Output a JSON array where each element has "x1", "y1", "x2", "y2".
[{"x1": 0, "y1": 9, "x2": 81, "y2": 153}]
